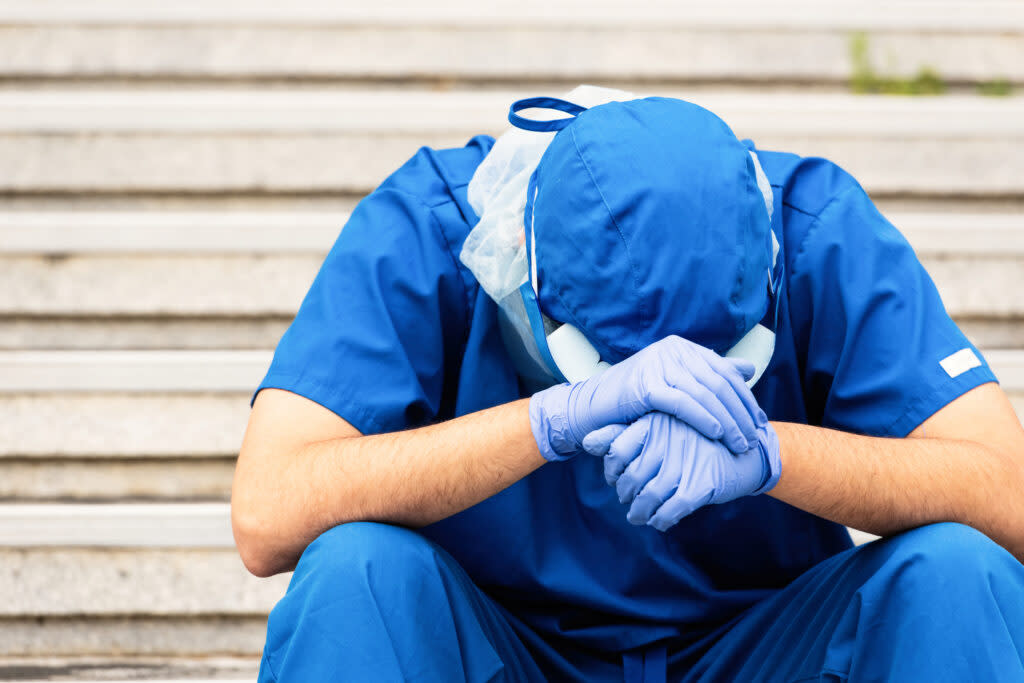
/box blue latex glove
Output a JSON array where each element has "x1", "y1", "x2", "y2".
[
  {"x1": 582, "y1": 414, "x2": 781, "y2": 531},
  {"x1": 529, "y1": 335, "x2": 766, "y2": 462}
]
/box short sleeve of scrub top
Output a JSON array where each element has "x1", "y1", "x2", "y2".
[
  {"x1": 787, "y1": 171, "x2": 998, "y2": 437},
  {"x1": 253, "y1": 184, "x2": 472, "y2": 436}
]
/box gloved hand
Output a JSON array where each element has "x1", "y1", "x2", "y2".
[
  {"x1": 529, "y1": 335, "x2": 766, "y2": 462},
  {"x1": 582, "y1": 413, "x2": 781, "y2": 531}
]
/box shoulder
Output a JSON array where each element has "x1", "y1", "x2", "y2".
[
  {"x1": 343, "y1": 135, "x2": 495, "y2": 294},
  {"x1": 366, "y1": 134, "x2": 493, "y2": 275},
  {"x1": 376, "y1": 135, "x2": 494, "y2": 216},
  {"x1": 750, "y1": 147, "x2": 881, "y2": 278},
  {"x1": 754, "y1": 150, "x2": 862, "y2": 219}
]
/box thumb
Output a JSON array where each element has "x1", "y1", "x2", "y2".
[
  {"x1": 727, "y1": 356, "x2": 756, "y2": 382},
  {"x1": 582, "y1": 424, "x2": 628, "y2": 457}
]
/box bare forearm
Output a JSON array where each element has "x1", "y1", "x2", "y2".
[
  {"x1": 768, "y1": 422, "x2": 1024, "y2": 557},
  {"x1": 233, "y1": 397, "x2": 545, "y2": 575},
  {"x1": 321, "y1": 399, "x2": 544, "y2": 527}
]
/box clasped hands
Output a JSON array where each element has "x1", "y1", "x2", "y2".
[{"x1": 530, "y1": 336, "x2": 781, "y2": 531}]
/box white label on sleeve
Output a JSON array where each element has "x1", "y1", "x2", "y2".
[{"x1": 939, "y1": 348, "x2": 982, "y2": 378}]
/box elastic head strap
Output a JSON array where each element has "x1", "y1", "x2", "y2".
[
  {"x1": 509, "y1": 97, "x2": 587, "y2": 132},
  {"x1": 519, "y1": 282, "x2": 568, "y2": 384}
]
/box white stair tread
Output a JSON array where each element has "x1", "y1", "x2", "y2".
[
  {"x1": 0, "y1": 212, "x2": 345, "y2": 254},
  {"x1": 0, "y1": 395, "x2": 251, "y2": 458},
  {"x1": 3, "y1": 211, "x2": 1022, "y2": 255},
  {"x1": 0, "y1": 655, "x2": 259, "y2": 679},
  {"x1": 0, "y1": 502, "x2": 881, "y2": 550},
  {"x1": 2, "y1": 91, "x2": 1020, "y2": 196},
  {"x1": 16, "y1": 680, "x2": 249, "y2": 683},
  {"x1": 2, "y1": 90, "x2": 1022, "y2": 137},
  {"x1": 0, "y1": 349, "x2": 1021, "y2": 393},
  {"x1": 2, "y1": 0, "x2": 1022, "y2": 30},
  {"x1": 0, "y1": 351, "x2": 271, "y2": 393},
  {"x1": 0, "y1": 503, "x2": 234, "y2": 547},
  {"x1": 0, "y1": 654, "x2": 259, "y2": 678},
  {"x1": 0, "y1": 617, "x2": 267, "y2": 657}
]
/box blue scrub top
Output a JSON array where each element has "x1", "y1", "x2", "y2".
[{"x1": 256, "y1": 136, "x2": 997, "y2": 656}]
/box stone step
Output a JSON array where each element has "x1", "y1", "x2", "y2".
[
  {"x1": 0, "y1": 617, "x2": 267, "y2": 658},
  {"x1": 0, "y1": 211, "x2": 345, "y2": 255},
  {"x1": 0, "y1": 316, "x2": 292, "y2": 351},
  {"x1": 6, "y1": 0, "x2": 1021, "y2": 28},
  {"x1": 0, "y1": 351, "x2": 270, "y2": 394},
  {"x1": 1, "y1": 351, "x2": 1022, "y2": 461},
  {"x1": 1, "y1": 1, "x2": 1021, "y2": 85},
  {"x1": 0, "y1": 350, "x2": 1020, "y2": 502},
  {"x1": 0, "y1": 457, "x2": 235, "y2": 502},
  {"x1": 6, "y1": 251, "x2": 1019, "y2": 319},
  {"x1": 2, "y1": 90, "x2": 1023, "y2": 196},
  {"x1": 0, "y1": 656, "x2": 257, "y2": 682},
  {"x1": 5, "y1": 316, "x2": 1022, "y2": 353},
  {"x1": 2, "y1": 210, "x2": 1023, "y2": 351},
  {"x1": 4, "y1": 211, "x2": 1024, "y2": 255},
  {"x1": 0, "y1": 499, "x2": 879, "y2": 666},
  {"x1": 0, "y1": 395, "x2": 248, "y2": 458},
  {"x1": 0, "y1": 504, "x2": 282, "y2": 656},
  {"x1": 3, "y1": 246, "x2": 1023, "y2": 319},
  {"x1": 0, "y1": 503, "x2": 236, "y2": 547},
  {"x1": 2, "y1": 210, "x2": 1024, "y2": 317},
  {"x1": 1, "y1": 350, "x2": 1022, "y2": 396}
]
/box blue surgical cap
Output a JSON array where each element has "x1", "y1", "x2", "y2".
[{"x1": 526, "y1": 96, "x2": 773, "y2": 363}]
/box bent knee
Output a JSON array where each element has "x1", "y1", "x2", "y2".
[
  {"x1": 294, "y1": 522, "x2": 440, "y2": 587},
  {"x1": 881, "y1": 522, "x2": 1017, "y2": 584}
]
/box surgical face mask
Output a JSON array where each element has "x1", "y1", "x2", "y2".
[{"x1": 462, "y1": 87, "x2": 781, "y2": 388}]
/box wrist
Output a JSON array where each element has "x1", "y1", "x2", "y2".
[
  {"x1": 751, "y1": 422, "x2": 782, "y2": 495},
  {"x1": 529, "y1": 383, "x2": 580, "y2": 463}
]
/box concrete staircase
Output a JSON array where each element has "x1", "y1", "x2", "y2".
[{"x1": 2, "y1": 1, "x2": 1023, "y2": 679}]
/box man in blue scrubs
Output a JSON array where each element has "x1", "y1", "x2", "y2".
[{"x1": 233, "y1": 92, "x2": 1024, "y2": 682}]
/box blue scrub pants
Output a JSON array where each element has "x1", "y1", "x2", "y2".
[{"x1": 258, "y1": 522, "x2": 1024, "y2": 682}]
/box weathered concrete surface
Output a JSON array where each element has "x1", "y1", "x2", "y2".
[
  {"x1": 0, "y1": 351, "x2": 270, "y2": 393},
  {"x1": 1, "y1": 91, "x2": 1022, "y2": 195},
  {"x1": 0, "y1": 317, "x2": 290, "y2": 351},
  {"x1": 0, "y1": 256, "x2": 320, "y2": 316},
  {"x1": 0, "y1": 504, "x2": 236, "y2": 547},
  {"x1": 0, "y1": 617, "x2": 267, "y2": 656},
  {"x1": 3, "y1": 210, "x2": 1022, "y2": 255},
  {"x1": 0, "y1": 548, "x2": 287, "y2": 616},
  {"x1": 5, "y1": 315, "x2": 1020, "y2": 352},
  {"x1": 4, "y1": 131, "x2": 1023, "y2": 197},
  {"x1": 3, "y1": 252, "x2": 1024, "y2": 317},
  {"x1": 0, "y1": 211, "x2": 345, "y2": 254},
  {"x1": 0, "y1": 24, "x2": 1021, "y2": 83},
  {"x1": 954, "y1": 319, "x2": 1024, "y2": 350},
  {"x1": 0, "y1": 655, "x2": 258, "y2": 682},
  {"x1": 0, "y1": 355, "x2": 1021, "y2": 466},
  {"x1": 0, "y1": 458, "x2": 235, "y2": 501},
  {"x1": 0, "y1": 395, "x2": 250, "y2": 457},
  {"x1": 4, "y1": 1, "x2": 1022, "y2": 30}
]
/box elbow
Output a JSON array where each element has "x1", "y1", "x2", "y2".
[
  {"x1": 231, "y1": 487, "x2": 286, "y2": 578},
  {"x1": 232, "y1": 505, "x2": 274, "y2": 578}
]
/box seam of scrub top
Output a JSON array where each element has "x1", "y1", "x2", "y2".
[
  {"x1": 260, "y1": 647, "x2": 282, "y2": 683},
  {"x1": 256, "y1": 370, "x2": 386, "y2": 435},
  {"x1": 882, "y1": 366, "x2": 998, "y2": 439},
  {"x1": 785, "y1": 185, "x2": 861, "y2": 288},
  {"x1": 378, "y1": 186, "x2": 475, "y2": 338}
]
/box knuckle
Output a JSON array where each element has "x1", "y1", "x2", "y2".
[
  {"x1": 708, "y1": 374, "x2": 729, "y2": 392},
  {"x1": 692, "y1": 384, "x2": 715, "y2": 403}
]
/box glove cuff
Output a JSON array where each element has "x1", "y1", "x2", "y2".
[
  {"x1": 529, "y1": 384, "x2": 580, "y2": 463},
  {"x1": 750, "y1": 422, "x2": 782, "y2": 495}
]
